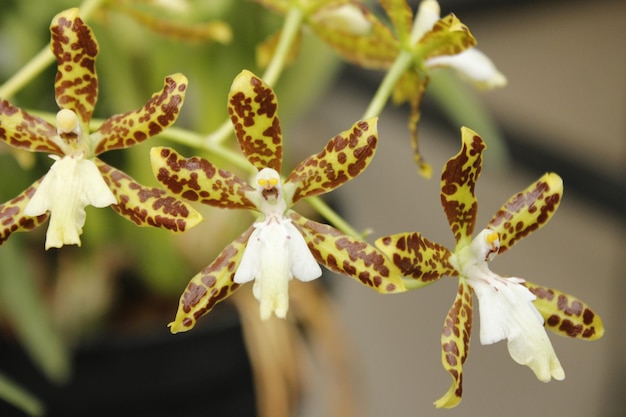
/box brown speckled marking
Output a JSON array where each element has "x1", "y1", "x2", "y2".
[
  {"x1": 524, "y1": 281, "x2": 604, "y2": 340},
  {"x1": 488, "y1": 174, "x2": 562, "y2": 254},
  {"x1": 151, "y1": 147, "x2": 257, "y2": 210},
  {"x1": 376, "y1": 232, "x2": 457, "y2": 283},
  {"x1": 437, "y1": 280, "x2": 473, "y2": 407},
  {"x1": 228, "y1": 72, "x2": 282, "y2": 172},
  {"x1": 286, "y1": 119, "x2": 377, "y2": 204},
  {"x1": 50, "y1": 9, "x2": 99, "y2": 123},
  {"x1": 0, "y1": 179, "x2": 49, "y2": 246},
  {"x1": 97, "y1": 159, "x2": 200, "y2": 232},
  {"x1": 289, "y1": 211, "x2": 405, "y2": 293},
  {"x1": 440, "y1": 131, "x2": 485, "y2": 246},
  {"x1": 0, "y1": 99, "x2": 63, "y2": 154},
  {"x1": 94, "y1": 75, "x2": 187, "y2": 154},
  {"x1": 425, "y1": 14, "x2": 476, "y2": 55},
  {"x1": 170, "y1": 226, "x2": 254, "y2": 332}
]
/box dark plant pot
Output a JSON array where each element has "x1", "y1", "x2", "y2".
[{"x1": 0, "y1": 305, "x2": 256, "y2": 417}]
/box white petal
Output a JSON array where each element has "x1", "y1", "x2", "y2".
[
  {"x1": 285, "y1": 222, "x2": 322, "y2": 282},
  {"x1": 426, "y1": 48, "x2": 507, "y2": 90},
  {"x1": 311, "y1": 4, "x2": 372, "y2": 36},
  {"x1": 234, "y1": 227, "x2": 262, "y2": 284},
  {"x1": 470, "y1": 271, "x2": 565, "y2": 381},
  {"x1": 411, "y1": 0, "x2": 441, "y2": 43},
  {"x1": 24, "y1": 156, "x2": 116, "y2": 249}
]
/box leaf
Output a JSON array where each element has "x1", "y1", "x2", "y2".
[
  {"x1": 0, "y1": 372, "x2": 44, "y2": 416},
  {"x1": 93, "y1": 74, "x2": 188, "y2": 154},
  {"x1": 434, "y1": 280, "x2": 472, "y2": 409},
  {"x1": 440, "y1": 127, "x2": 485, "y2": 249},
  {"x1": 228, "y1": 70, "x2": 282, "y2": 172},
  {"x1": 290, "y1": 212, "x2": 406, "y2": 294},
  {"x1": 0, "y1": 239, "x2": 70, "y2": 384},
  {"x1": 0, "y1": 99, "x2": 62, "y2": 154},
  {"x1": 169, "y1": 226, "x2": 254, "y2": 333},
  {"x1": 0, "y1": 178, "x2": 49, "y2": 247},
  {"x1": 150, "y1": 147, "x2": 257, "y2": 210},
  {"x1": 50, "y1": 8, "x2": 99, "y2": 125},
  {"x1": 523, "y1": 281, "x2": 604, "y2": 340},
  {"x1": 284, "y1": 118, "x2": 378, "y2": 204},
  {"x1": 487, "y1": 173, "x2": 563, "y2": 254},
  {"x1": 375, "y1": 232, "x2": 456, "y2": 288},
  {"x1": 96, "y1": 159, "x2": 203, "y2": 232}
]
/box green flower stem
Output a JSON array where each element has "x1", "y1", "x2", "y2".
[
  {"x1": 361, "y1": 50, "x2": 413, "y2": 119},
  {"x1": 305, "y1": 196, "x2": 363, "y2": 239},
  {"x1": 0, "y1": 0, "x2": 105, "y2": 99},
  {"x1": 204, "y1": 6, "x2": 305, "y2": 147}
]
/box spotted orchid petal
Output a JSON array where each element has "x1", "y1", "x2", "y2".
[
  {"x1": 440, "y1": 127, "x2": 485, "y2": 249},
  {"x1": 92, "y1": 74, "x2": 188, "y2": 154},
  {"x1": 150, "y1": 147, "x2": 257, "y2": 210},
  {"x1": 418, "y1": 12, "x2": 476, "y2": 61},
  {"x1": 307, "y1": 2, "x2": 399, "y2": 69},
  {"x1": 228, "y1": 70, "x2": 282, "y2": 172},
  {"x1": 169, "y1": 226, "x2": 255, "y2": 333},
  {"x1": 290, "y1": 211, "x2": 406, "y2": 294},
  {"x1": 523, "y1": 281, "x2": 604, "y2": 340},
  {"x1": 487, "y1": 173, "x2": 562, "y2": 255},
  {"x1": 434, "y1": 280, "x2": 472, "y2": 409},
  {"x1": 375, "y1": 232, "x2": 457, "y2": 288},
  {"x1": 96, "y1": 159, "x2": 202, "y2": 233},
  {"x1": 284, "y1": 118, "x2": 378, "y2": 205},
  {"x1": 379, "y1": 0, "x2": 414, "y2": 46},
  {"x1": 0, "y1": 179, "x2": 49, "y2": 246},
  {"x1": 24, "y1": 155, "x2": 116, "y2": 249},
  {"x1": 50, "y1": 8, "x2": 98, "y2": 126},
  {"x1": 426, "y1": 48, "x2": 507, "y2": 90},
  {"x1": 0, "y1": 99, "x2": 62, "y2": 154},
  {"x1": 390, "y1": 71, "x2": 430, "y2": 176}
]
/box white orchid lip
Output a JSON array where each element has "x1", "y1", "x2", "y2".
[
  {"x1": 234, "y1": 167, "x2": 323, "y2": 320},
  {"x1": 457, "y1": 228, "x2": 565, "y2": 382}
]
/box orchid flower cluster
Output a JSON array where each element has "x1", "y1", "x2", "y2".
[{"x1": 0, "y1": 0, "x2": 604, "y2": 413}]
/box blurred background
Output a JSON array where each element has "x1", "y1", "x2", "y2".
[{"x1": 0, "y1": 0, "x2": 623, "y2": 416}]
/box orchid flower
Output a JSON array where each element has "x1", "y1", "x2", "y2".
[
  {"x1": 151, "y1": 70, "x2": 405, "y2": 329},
  {"x1": 0, "y1": 8, "x2": 201, "y2": 249},
  {"x1": 376, "y1": 127, "x2": 604, "y2": 408}
]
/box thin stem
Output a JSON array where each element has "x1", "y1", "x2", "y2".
[
  {"x1": 0, "y1": 0, "x2": 105, "y2": 99},
  {"x1": 306, "y1": 196, "x2": 362, "y2": 239},
  {"x1": 361, "y1": 51, "x2": 413, "y2": 119}
]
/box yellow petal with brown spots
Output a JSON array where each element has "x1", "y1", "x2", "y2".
[
  {"x1": 420, "y1": 13, "x2": 476, "y2": 60},
  {"x1": 290, "y1": 212, "x2": 406, "y2": 294},
  {"x1": 150, "y1": 147, "x2": 258, "y2": 211},
  {"x1": 391, "y1": 71, "x2": 430, "y2": 177},
  {"x1": 487, "y1": 173, "x2": 562, "y2": 254},
  {"x1": 169, "y1": 226, "x2": 254, "y2": 333},
  {"x1": 440, "y1": 127, "x2": 485, "y2": 249},
  {"x1": 435, "y1": 280, "x2": 473, "y2": 409},
  {"x1": 375, "y1": 232, "x2": 457, "y2": 288},
  {"x1": 228, "y1": 70, "x2": 282, "y2": 172},
  {"x1": 50, "y1": 8, "x2": 99, "y2": 125},
  {"x1": 93, "y1": 74, "x2": 188, "y2": 154},
  {"x1": 308, "y1": 4, "x2": 399, "y2": 69},
  {"x1": 524, "y1": 281, "x2": 604, "y2": 341},
  {"x1": 379, "y1": 0, "x2": 414, "y2": 46},
  {"x1": 0, "y1": 178, "x2": 49, "y2": 246},
  {"x1": 96, "y1": 159, "x2": 202, "y2": 232},
  {"x1": 284, "y1": 118, "x2": 377, "y2": 205},
  {"x1": 0, "y1": 99, "x2": 63, "y2": 154}
]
